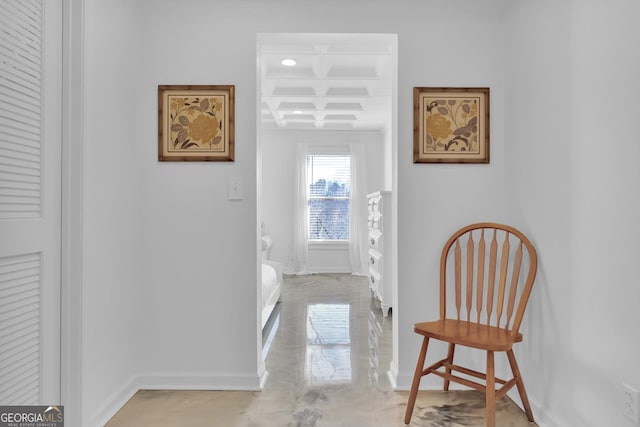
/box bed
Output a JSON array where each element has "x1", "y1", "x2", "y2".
[{"x1": 261, "y1": 234, "x2": 282, "y2": 330}]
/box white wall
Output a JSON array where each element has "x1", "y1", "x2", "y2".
[
  {"x1": 134, "y1": 0, "x2": 261, "y2": 390},
  {"x1": 504, "y1": 2, "x2": 573, "y2": 425},
  {"x1": 394, "y1": 1, "x2": 509, "y2": 390},
  {"x1": 569, "y1": 1, "x2": 640, "y2": 426},
  {"x1": 505, "y1": 1, "x2": 640, "y2": 426},
  {"x1": 261, "y1": 130, "x2": 384, "y2": 273},
  {"x1": 79, "y1": 0, "x2": 511, "y2": 424},
  {"x1": 82, "y1": 0, "x2": 142, "y2": 424},
  {"x1": 78, "y1": 1, "x2": 640, "y2": 426}
]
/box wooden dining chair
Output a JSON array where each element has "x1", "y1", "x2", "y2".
[{"x1": 404, "y1": 223, "x2": 538, "y2": 427}]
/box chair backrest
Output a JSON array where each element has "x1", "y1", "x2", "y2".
[{"x1": 439, "y1": 223, "x2": 538, "y2": 335}]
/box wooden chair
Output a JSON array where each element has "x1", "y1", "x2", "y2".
[{"x1": 404, "y1": 223, "x2": 538, "y2": 427}]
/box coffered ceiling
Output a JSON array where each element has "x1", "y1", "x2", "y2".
[{"x1": 259, "y1": 34, "x2": 394, "y2": 132}]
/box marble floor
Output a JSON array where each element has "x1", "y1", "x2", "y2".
[{"x1": 106, "y1": 274, "x2": 537, "y2": 426}]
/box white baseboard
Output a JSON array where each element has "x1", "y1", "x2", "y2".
[
  {"x1": 136, "y1": 372, "x2": 263, "y2": 391},
  {"x1": 530, "y1": 397, "x2": 564, "y2": 427},
  {"x1": 306, "y1": 266, "x2": 352, "y2": 274},
  {"x1": 91, "y1": 376, "x2": 139, "y2": 427},
  {"x1": 90, "y1": 372, "x2": 263, "y2": 427},
  {"x1": 393, "y1": 370, "x2": 422, "y2": 391}
]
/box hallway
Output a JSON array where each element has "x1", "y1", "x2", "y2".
[{"x1": 106, "y1": 274, "x2": 536, "y2": 426}]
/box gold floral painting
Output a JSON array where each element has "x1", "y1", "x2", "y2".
[
  {"x1": 413, "y1": 87, "x2": 489, "y2": 163},
  {"x1": 158, "y1": 85, "x2": 234, "y2": 161}
]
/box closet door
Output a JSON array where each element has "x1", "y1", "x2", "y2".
[{"x1": 0, "y1": 0, "x2": 62, "y2": 404}]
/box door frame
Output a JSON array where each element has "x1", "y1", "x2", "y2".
[
  {"x1": 60, "y1": 0, "x2": 85, "y2": 424},
  {"x1": 255, "y1": 32, "x2": 399, "y2": 387}
]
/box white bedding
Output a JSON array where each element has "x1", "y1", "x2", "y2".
[
  {"x1": 261, "y1": 233, "x2": 282, "y2": 329},
  {"x1": 262, "y1": 263, "x2": 278, "y2": 306}
]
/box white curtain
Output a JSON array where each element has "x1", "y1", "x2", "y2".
[
  {"x1": 349, "y1": 143, "x2": 369, "y2": 276},
  {"x1": 292, "y1": 143, "x2": 309, "y2": 274}
]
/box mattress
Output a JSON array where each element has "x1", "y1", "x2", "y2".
[{"x1": 262, "y1": 263, "x2": 278, "y2": 306}]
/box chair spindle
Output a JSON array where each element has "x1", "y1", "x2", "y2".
[
  {"x1": 496, "y1": 234, "x2": 510, "y2": 327},
  {"x1": 505, "y1": 241, "x2": 524, "y2": 328},
  {"x1": 455, "y1": 238, "x2": 462, "y2": 320},
  {"x1": 466, "y1": 233, "x2": 474, "y2": 321},
  {"x1": 476, "y1": 229, "x2": 486, "y2": 324},
  {"x1": 486, "y1": 229, "x2": 498, "y2": 325}
]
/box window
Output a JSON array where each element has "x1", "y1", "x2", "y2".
[{"x1": 307, "y1": 155, "x2": 351, "y2": 240}]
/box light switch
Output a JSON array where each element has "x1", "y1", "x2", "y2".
[{"x1": 228, "y1": 176, "x2": 242, "y2": 200}]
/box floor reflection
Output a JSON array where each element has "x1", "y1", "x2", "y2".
[
  {"x1": 262, "y1": 273, "x2": 392, "y2": 395},
  {"x1": 306, "y1": 303, "x2": 352, "y2": 384}
]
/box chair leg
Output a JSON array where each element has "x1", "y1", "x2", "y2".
[
  {"x1": 486, "y1": 351, "x2": 495, "y2": 427},
  {"x1": 404, "y1": 336, "x2": 430, "y2": 424},
  {"x1": 443, "y1": 343, "x2": 455, "y2": 391},
  {"x1": 507, "y1": 349, "x2": 534, "y2": 422}
]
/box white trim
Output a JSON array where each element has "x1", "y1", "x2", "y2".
[
  {"x1": 136, "y1": 373, "x2": 264, "y2": 391},
  {"x1": 60, "y1": 0, "x2": 85, "y2": 425},
  {"x1": 90, "y1": 377, "x2": 138, "y2": 427},
  {"x1": 308, "y1": 241, "x2": 349, "y2": 248},
  {"x1": 529, "y1": 398, "x2": 565, "y2": 427},
  {"x1": 306, "y1": 266, "x2": 352, "y2": 274}
]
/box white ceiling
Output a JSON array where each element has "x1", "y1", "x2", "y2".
[{"x1": 259, "y1": 34, "x2": 394, "y2": 132}]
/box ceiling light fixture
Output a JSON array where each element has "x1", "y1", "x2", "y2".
[
  {"x1": 292, "y1": 110, "x2": 303, "y2": 114},
  {"x1": 281, "y1": 58, "x2": 296, "y2": 66}
]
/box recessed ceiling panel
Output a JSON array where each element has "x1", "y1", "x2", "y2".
[
  {"x1": 324, "y1": 102, "x2": 363, "y2": 111},
  {"x1": 259, "y1": 33, "x2": 394, "y2": 131},
  {"x1": 322, "y1": 122, "x2": 354, "y2": 130},
  {"x1": 283, "y1": 114, "x2": 316, "y2": 120},
  {"x1": 278, "y1": 102, "x2": 316, "y2": 110},
  {"x1": 324, "y1": 114, "x2": 358, "y2": 121},
  {"x1": 326, "y1": 66, "x2": 377, "y2": 79},
  {"x1": 325, "y1": 87, "x2": 369, "y2": 97},
  {"x1": 273, "y1": 86, "x2": 317, "y2": 96},
  {"x1": 266, "y1": 66, "x2": 315, "y2": 78},
  {"x1": 284, "y1": 122, "x2": 317, "y2": 130}
]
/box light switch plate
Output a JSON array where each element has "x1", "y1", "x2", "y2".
[{"x1": 228, "y1": 176, "x2": 242, "y2": 200}]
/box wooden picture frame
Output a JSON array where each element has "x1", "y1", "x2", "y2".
[
  {"x1": 158, "y1": 85, "x2": 235, "y2": 161},
  {"x1": 413, "y1": 87, "x2": 490, "y2": 164}
]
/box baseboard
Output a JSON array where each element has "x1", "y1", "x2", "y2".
[
  {"x1": 90, "y1": 372, "x2": 263, "y2": 427},
  {"x1": 91, "y1": 376, "x2": 139, "y2": 427},
  {"x1": 529, "y1": 397, "x2": 564, "y2": 427},
  {"x1": 306, "y1": 266, "x2": 352, "y2": 274},
  {"x1": 136, "y1": 372, "x2": 263, "y2": 391},
  {"x1": 393, "y1": 370, "x2": 427, "y2": 391}
]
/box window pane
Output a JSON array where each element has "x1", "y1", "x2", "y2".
[
  {"x1": 307, "y1": 155, "x2": 350, "y2": 240},
  {"x1": 308, "y1": 198, "x2": 350, "y2": 240}
]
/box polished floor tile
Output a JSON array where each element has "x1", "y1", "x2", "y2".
[{"x1": 106, "y1": 274, "x2": 537, "y2": 426}]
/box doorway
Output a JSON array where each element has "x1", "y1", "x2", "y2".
[{"x1": 256, "y1": 33, "x2": 398, "y2": 384}]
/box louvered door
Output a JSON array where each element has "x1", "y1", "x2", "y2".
[{"x1": 0, "y1": 0, "x2": 62, "y2": 404}]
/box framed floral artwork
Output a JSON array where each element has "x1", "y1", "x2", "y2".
[
  {"x1": 413, "y1": 87, "x2": 489, "y2": 163},
  {"x1": 158, "y1": 85, "x2": 235, "y2": 161}
]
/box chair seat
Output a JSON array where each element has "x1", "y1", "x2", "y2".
[{"x1": 413, "y1": 319, "x2": 523, "y2": 351}]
